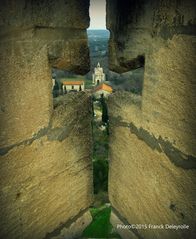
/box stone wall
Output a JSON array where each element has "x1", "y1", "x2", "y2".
[
  {"x1": 107, "y1": 1, "x2": 196, "y2": 238},
  {"x1": 0, "y1": 93, "x2": 93, "y2": 239},
  {"x1": 0, "y1": 0, "x2": 90, "y2": 148},
  {"x1": 0, "y1": 1, "x2": 93, "y2": 238}
]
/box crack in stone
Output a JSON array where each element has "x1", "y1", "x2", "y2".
[
  {"x1": 0, "y1": 124, "x2": 51, "y2": 156},
  {"x1": 110, "y1": 116, "x2": 196, "y2": 170},
  {"x1": 43, "y1": 208, "x2": 89, "y2": 239},
  {"x1": 111, "y1": 206, "x2": 145, "y2": 239},
  {"x1": 0, "y1": 98, "x2": 92, "y2": 156}
]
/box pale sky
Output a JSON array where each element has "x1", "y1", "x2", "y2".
[{"x1": 89, "y1": 0, "x2": 106, "y2": 29}]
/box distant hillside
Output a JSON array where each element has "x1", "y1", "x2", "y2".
[
  {"x1": 86, "y1": 29, "x2": 110, "y2": 81},
  {"x1": 87, "y1": 29, "x2": 110, "y2": 39},
  {"x1": 53, "y1": 29, "x2": 144, "y2": 95}
]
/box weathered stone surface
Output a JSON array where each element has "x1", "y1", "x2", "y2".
[
  {"x1": 0, "y1": 0, "x2": 90, "y2": 29},
  {"x1": 110, "y1": 210, "x2": 139, "y2": 239},
  {"x1": 0, "y1": 93, "x2": 93, "y2": 239},
  {"x1": 106, "y1": 0, "x2": 196, "y2": 158},
  {"x1": 0, "y1": 0, "x2": 90, "y2": 148},
  {"x1": 49, "y1": 210, "x2": 92, "y2": 239},
  {"x1": 108, "y1": 92, "x2": 196, "y2": 239},
  {"x1": 142, "y1": 34, "x2": 196, "y2": 156},
  {"x1": 106, "y1": 0, "x2": 196, "y2": 73},
  {"x1": 107, "y1": 1, "x2": 196, "y2": 238},
  {"x1": 0, "y1": 1, "x2": 92, "y2": 238},
  {"x1": 48, "y1": 37, "x2": 90, "y2": 74},
  {"x1": 0, "y1": 38, "x2": 53, "y2": 148}
]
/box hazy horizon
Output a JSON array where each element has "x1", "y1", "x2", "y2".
[
  {"x1": 88, "y1": 28, "x2": 107, "y2": 30},
  {"x1": 89, "y1": 0, "x2": 106, "y2": 29}
]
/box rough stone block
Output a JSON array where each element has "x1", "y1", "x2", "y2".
[
  {"x1": 0, "y1": 39, "x2": 52, "y2": 148},
  {"x1": 0, "y1": 93, "x2": 93, "y2": 239},
  {"x1": 109, "y1": 123, "x2": 196, "y2": 239}
]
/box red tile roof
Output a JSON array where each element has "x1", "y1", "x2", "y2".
[
  {"x1": 63, "y1": 81, "x2": 84, "y2": 85},
  {"x1": 95, "y1": 83, "x2": 113, "y2": 93}
]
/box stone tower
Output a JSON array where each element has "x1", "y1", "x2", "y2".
[{"x1": 92, "y1": 62, "x2": 105, "y2": 85}]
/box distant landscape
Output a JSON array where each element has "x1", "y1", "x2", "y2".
[
  {"x1": 53, "y1": 29, "x2": 144, "y2": 95},
  {"x1": 87, "y1": 29, "x2": 109, "y2": 75}
]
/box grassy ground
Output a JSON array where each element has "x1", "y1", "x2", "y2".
[
  {"x1": 82, "y1": 99, "x2": 121, "y2": 239},
  {"x1": 82, "y1": 206, "x2": 121, "y2": 239}
]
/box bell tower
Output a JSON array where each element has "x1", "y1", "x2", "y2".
[{"x1": 92, "y1": 62, "x2": 105, "y2": 85}]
